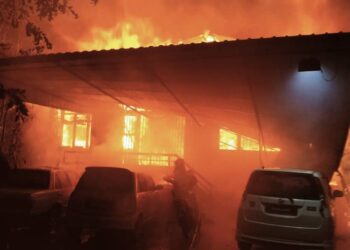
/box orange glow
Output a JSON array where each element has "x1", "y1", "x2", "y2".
[
  {"x1": 123, "y1": 115, "x2": 137, "y2": 150},
  {"x1": 58, "y1": 110, "x2": 91, "y2": 149},
  {"x1": 78, "y1": 23, "x2": 141, "y2": 50},
  {"x1": 219, "y1": 128, "x2": 281, "y2": 152},
  {"x1": 219, "y1": 129, "x2": 238, "y2": 150},
  {"x1": 121, "y1": 111, "x2": 185, "y2": 166},
  {"x1": 76, "y1": 21, "x2": 229, "y2": 51},
  {"x1": 201, "y1": 30, "x2": 217, "y2": 43},
  {"x1": 77, "y1": 21, "x2": 172, "y2": 51}
]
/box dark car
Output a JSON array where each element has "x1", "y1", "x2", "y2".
[
  {"x1": 0, "y1": 167, "x2": 74, "y2": 231},
  {"x1": 66, "y1": 166, "x2": 164, "y2": 245}
]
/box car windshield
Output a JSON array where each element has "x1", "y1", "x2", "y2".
[
  {"x1": 76, "y1": 168, "x2": 135, "y2": 193},
  {"x1": 246, "y1": 171, "x2": 323, "y2": 200},
  {"x1": 3, "y1": 169, "x2": 50, "y2": 189}
]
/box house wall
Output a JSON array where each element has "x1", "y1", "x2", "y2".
[{"x1": 183, "y1": 52, "x2": 350, "y2": 188}]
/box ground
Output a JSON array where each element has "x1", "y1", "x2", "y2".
[{"x1": 2, "y1": 189, "x2": 350, "y2": 250}]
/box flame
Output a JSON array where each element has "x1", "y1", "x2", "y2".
[
  {"x1": 201, "y1": 30, "x2": 217, "y2": 43},
  {"x1": 123, "y1": 115, "x2": 137, "y2": 150},
  {"x1": 219, "y1": 128, "x2": 281, "y2": 152},
  {"x1": 77, "y1": 21, "x2": 173, "y2": 51},
  {"x1": 76, "y1": 21, "x2": 230, "y2": 51},
  {"x1": 78, "y1": 23, "x2": 141, "y2": 50},
  {"x1": 58, "y1": 110, "x2": 91, "y2": 149}
]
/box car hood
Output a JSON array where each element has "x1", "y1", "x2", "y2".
[{"x1": 0, "y1": 188, "x2": 47, "y2": 199}]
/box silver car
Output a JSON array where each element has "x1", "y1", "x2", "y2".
[{"x1": 236, "y1": 168, "x2": 343, "y2": 250}]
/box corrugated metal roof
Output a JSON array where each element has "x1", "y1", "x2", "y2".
[{"x1": 0, "y1": 32, "x2": 350, "y2": 65}]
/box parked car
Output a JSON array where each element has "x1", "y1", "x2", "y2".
[
  {"x1": 0, "y1": 167, "x2": 74, "y2": 230},
  {"x1": 236, "y1": 168, "x2": 343, "y2": 250},
  {"x1": 66, "y1": 166, "x2": 164, "y2": 244}
]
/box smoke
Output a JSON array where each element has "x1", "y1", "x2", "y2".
[{"x1": 47, "y1": 0, "x2": 350, "y2": 52}]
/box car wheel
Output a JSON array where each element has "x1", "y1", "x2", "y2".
[{"x1": 237, "y1": 241, "x2": 252, "y2": 250}]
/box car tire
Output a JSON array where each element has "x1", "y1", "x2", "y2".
[{"x1": 237, "y1": 241, "x2": 252, "y2": 250}]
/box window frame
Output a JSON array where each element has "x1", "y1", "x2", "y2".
[{"x1": 58, "y1": 110, "x2": 92, "y2": 150}]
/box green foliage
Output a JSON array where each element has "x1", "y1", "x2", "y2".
[{"x1": 0, "y1": 0, "x2": 99, "y2": 55}]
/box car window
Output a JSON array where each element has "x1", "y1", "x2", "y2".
[
  {"x1": 76, "y1": 168, "x2": 135, "y2": 193},
  {"x1": 55, "y1": 171, "x2": 71, "y2": 189},
  {"x1": 246, "y1": 171, "x2": 323, "y2": 200}
]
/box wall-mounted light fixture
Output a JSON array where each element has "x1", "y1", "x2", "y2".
[{"x1": 298, "y1": 57, "x2": 321, "y2": 72}]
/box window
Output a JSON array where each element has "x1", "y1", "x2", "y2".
[
  {"x1": 122, "y1": 115, "x2": 137, "y2": 150},
  {"x1": 241, "y1": 135, "x2": 260, "y2": 151},
  {"x1": 219, "y1": 128, "x2": 281, "y2": 152},
  {"x1": 121, "y1": 108, "x2": 185, "y2": 167},
  {"x1": 58, "y1": 110, "x2": 92, "y2": 149},
  {"x1": 219, "y1": 129, "x2": 238, "y2": 150},
  {"x1": 247, "y1": 171, "x2": 322, "y2": 200}
]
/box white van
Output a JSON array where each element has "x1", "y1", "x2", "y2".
[{"x1": 236, "y1": 168, "x2": 343, "y2": 250}]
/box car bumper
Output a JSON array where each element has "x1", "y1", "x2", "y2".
[
  {"x1": 237, "y1": 234, "x2": 333, "y2": 249},
  {"x1": 236, "y1": 217, "x2": 334, "y2": 249}
]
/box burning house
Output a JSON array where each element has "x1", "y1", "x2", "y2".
[{"x1": 0, "y1": 32, "x2": 349, "y2": 191}]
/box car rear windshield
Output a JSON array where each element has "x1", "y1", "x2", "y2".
[
  {"x1": 246, "y1": 171, "x2": 323, "y2": 200},
  {"x1": 3, "y1": 169, "x2": 50, "y2": 189},
  {"x1": 76, "y1": 168, "x2": 135, "y2": 193}
]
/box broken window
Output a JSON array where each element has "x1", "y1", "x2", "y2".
[{"x1": 58, "y1": 110, "x2": 92, "y2": 149}]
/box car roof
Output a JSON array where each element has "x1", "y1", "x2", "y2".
[
  {"x1": 15, "y1": 167, "x2": 55, "y2": 172},
  {"x1": 85, "y1": 166, "x2": 133, "y2": 173},
  {"x1": 253, "y1": 168, "x2": 323, "y2": 178}
]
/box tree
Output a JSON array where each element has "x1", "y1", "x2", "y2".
[
  {"x1": 0, "y1": 0, "x2": 99, "y2": 56},
  {"x1": 0, "y1": 83, "x2": 28, "y2": 168}
]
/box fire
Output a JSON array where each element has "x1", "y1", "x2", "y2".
[
  {"x1": 201, "y1": 30, "x2": 217, "y2": 43},
  {"x1": 122, "y1": 115, "x2": 137, "y2": 150},
  {"x1": 78, "y1": 23, "x2": 141, "y2": 50},
  {"x1": 57, "y1": 110, "x2": 91, "y2": 149},
  {"x1": 219, "y1": 128, "x2": 281, "y2": 152},
  {"x1": 76, "y1": 21, "x2": 228, "y2": 51},
  {"x1": 77, "y1": 21, "x2": 173, "y2": 51}
]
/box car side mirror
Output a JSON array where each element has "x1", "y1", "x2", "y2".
[{"x1": 333, "y1": 190, "x2": 344, "y2": 199}]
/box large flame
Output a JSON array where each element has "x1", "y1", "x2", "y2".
[{"x1": 76, "y1": 21, "x2": 229, "y2": 51}]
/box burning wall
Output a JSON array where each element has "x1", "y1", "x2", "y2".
[{"x1": 19, "y1": 103, "x2": 186, "y2": 176}]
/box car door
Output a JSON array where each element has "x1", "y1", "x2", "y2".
[{"x1": 136, "y1": 174, "x2": 155, "y2": 223}]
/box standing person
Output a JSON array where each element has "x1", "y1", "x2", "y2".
[{"x1": 165, "y1": 158, "x2": 198, "y2": 242}]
